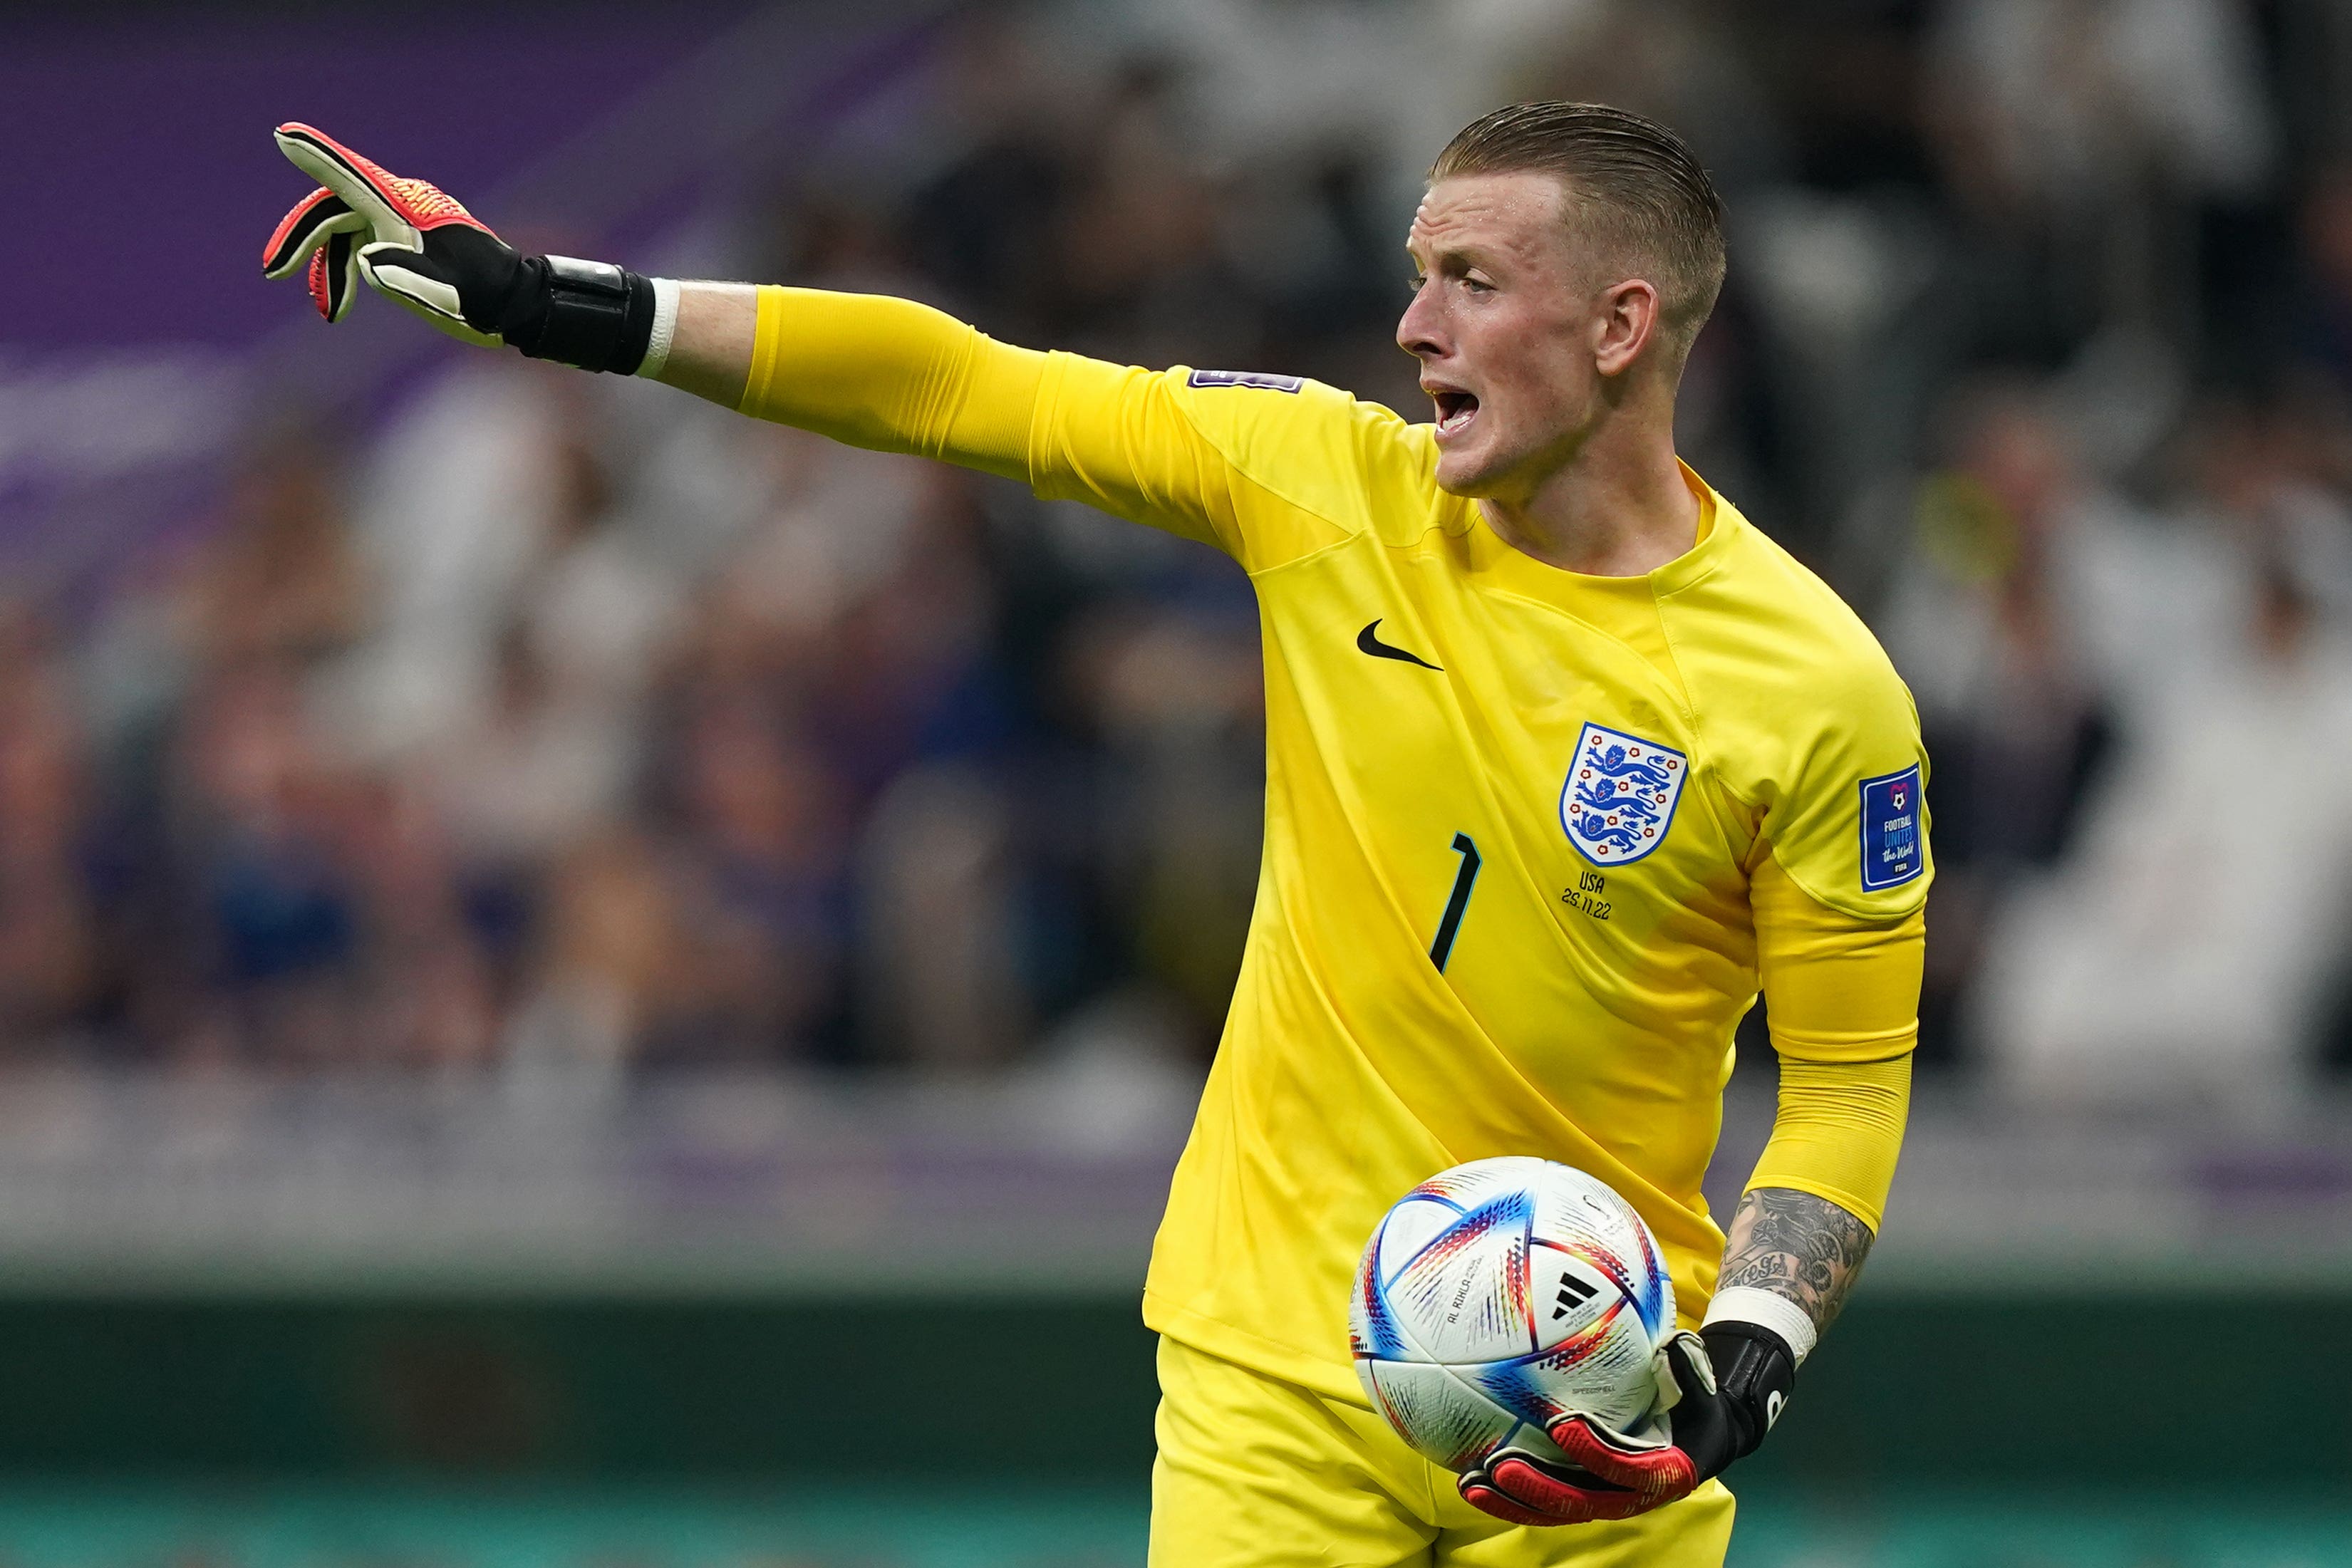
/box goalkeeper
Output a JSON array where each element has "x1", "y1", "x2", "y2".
[{"x1": 266, "y1": 103, "x2": 1927, "y2": 1567}]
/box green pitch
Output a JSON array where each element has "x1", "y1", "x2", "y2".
[{"x1": 0, "y1": 1485, "x2": 2341, "y2": 1567}]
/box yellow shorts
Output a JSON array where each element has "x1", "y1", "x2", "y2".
[{"x1": 1149, "y1": 1335, "x2": 1735, "y2": 1568}]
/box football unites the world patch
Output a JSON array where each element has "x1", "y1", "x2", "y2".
[
  {"x1": 1859, "y1": 764, "x2": 1924, "y2": 891},
  {"x1": 1560, "y1": 722, "x2": 1687, "y2": 866},
  {"x1": 1187, "y1": 368, "x2": 1304, "y2": 393}
]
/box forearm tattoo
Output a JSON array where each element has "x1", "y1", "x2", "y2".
[{"x1": 1718, "y1": 1186, "x2": 1876, "y2": 1335}]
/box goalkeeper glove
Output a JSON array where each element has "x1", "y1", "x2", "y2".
[
  {"x1": 261, "y1": 122, "x2": 663, "y2": 375},
  {"x1": 1458, "y1": 1322, "x2": 1796, "y2": 1527}
]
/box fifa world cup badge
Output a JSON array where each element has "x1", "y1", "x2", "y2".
[
  {"x1": 1560, "y1": 722, "x2": 1688, "y2": 866},
  {"x1": 1186, "y1": 368, "x2": 1304, "y2": 393},
  {"x1": 1858, "y1": 764, "x2": 1924, "y2": 891}
]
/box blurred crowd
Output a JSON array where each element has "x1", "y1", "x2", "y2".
[{"x1": 11, "y1": 0, "x2": 2352, "y2": 1102}]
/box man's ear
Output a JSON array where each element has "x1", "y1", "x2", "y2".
[{"x1": 1592, "y1": 279, "x2": 1662, "y2": 378}]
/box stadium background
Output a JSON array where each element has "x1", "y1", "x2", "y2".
[{"x1": 5, "y1": 0, "x2": 2352, "y2": 1562}]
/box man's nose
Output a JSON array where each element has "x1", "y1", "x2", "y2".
[{"x1": 1397, "y1": 288, "x2": 1446, "y2": 360}]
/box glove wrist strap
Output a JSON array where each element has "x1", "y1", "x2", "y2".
[
  {"x1": 1701, "y1": 1285, "x2": 1817, "y2": 1364},
  {"x1": 504, "y1": 255, "x2": 657, "y2": 375},
  {"x1": 1697, "y1": 1320, "x2": 1798, "y2": 1459}
]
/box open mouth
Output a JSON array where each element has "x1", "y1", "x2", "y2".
[{"x1": 1432, "y1": 390, "x2": 1479, "y2": 437}]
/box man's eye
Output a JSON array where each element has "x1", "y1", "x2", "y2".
[
  {"x1": 1463, "y1": 277, "x2": 1493, "y2": 295},
  {"x1": 1407, "y1": 274, "x2": 1428, "y2": 292}
]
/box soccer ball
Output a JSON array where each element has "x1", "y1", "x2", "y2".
[{"x1": 1349, "y1": 1156, "x2": 1676, "y2": 1473}]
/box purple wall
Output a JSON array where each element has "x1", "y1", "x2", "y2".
[
  {"x1": 0, "y1": 5, "x2": 941, "y2": 598},
  {"x1": 2, "y1": 8, "x2": 757, "y2": 351}
]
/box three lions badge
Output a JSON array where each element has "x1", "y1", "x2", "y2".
[{"x1": 1561, "y1": 723, "x2": 1687, "y2": 866}]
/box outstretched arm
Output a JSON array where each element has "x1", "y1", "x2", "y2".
[
  {"x1": 261, "y1": 125, "x2": 1320, "y2": 560},
  {"x1": 657, "y1": 281, "x2": 759, "y2": 407}
]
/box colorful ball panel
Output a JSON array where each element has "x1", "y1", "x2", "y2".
[{"x1": 1349, "y1": 1156, "x2": 1675, "y2": 1474}]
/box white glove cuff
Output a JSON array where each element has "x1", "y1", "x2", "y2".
[
  {"x1": 636, "y1": 277, "x2": 681, "y2": 379},
  {"x1": 1701, "y1": 1287, "x2": 1818, "y2": 1366}
]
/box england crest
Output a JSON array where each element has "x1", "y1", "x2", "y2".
[{"x1": 1560, "y1": 722, "x2": 1688, "y2": 866}]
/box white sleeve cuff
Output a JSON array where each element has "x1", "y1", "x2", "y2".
[
  {"x1": 636, "y1": 276, "x2": 681, "y2": 379},
  {"x1": 1701, "y1": 1286, "x2": 1819, "y2": 1365}
]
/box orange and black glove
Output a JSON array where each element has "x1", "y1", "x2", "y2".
[
  {"x1": 262, "y1": 122, "x2": 658, "y2": 375},
  {"x1": 1459, "y1": 1322, "x2": 1795, "y2": 1526}
]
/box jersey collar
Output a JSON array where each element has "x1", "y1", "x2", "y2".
[{"x1": 1461, "y1": 460, "x2": 1735, "y2": 611}]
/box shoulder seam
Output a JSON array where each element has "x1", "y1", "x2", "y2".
[
  {"x1": 1168, "y1": 378, "x2": 1401, "y2": 570},
  {"x1": 1244, "y1": 521, "x2": 1374, "y2": 581},
  {"x1": 1763, "y1": 834, "x2": 1934, "y2": 920}
]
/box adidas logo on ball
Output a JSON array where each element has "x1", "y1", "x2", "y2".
[{"x1": 1552, "y1": 1273, "x2": 1600, "y2": 1320}]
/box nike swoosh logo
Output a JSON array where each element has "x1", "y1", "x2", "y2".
[{"x1": 1357, "y1": 618, "x2": 1442, "y2": 671}]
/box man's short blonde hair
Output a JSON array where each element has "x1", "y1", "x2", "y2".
[{"x1": 1431, "y1": 102, "x2": 1726, "y2": 359}]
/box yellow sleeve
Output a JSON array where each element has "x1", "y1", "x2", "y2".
[
  {"x1": 1741, "y1": 851, "x2": 1922, "y2": 1231},
  {"x1": 1757, "y1": 658, "x2": 1933, "y2": 923},
  {"x1": 737, "y1": 286, "x2": 1400, "y2": 572},
  {"x1": 738, "y1": 286, "x2": 1041, "y2": 483}
]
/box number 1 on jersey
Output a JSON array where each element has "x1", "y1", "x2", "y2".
[{"x1": 1429, "y1": 832, "x2": 1481, "y2": 972}]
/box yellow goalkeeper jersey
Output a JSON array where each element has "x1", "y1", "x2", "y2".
[
  {"x1": 737, "y1": 291, "x2": 1932, "y2": 1406},
  {"x1": 1029, "y1": 360, "x2": 1930, "y2": 1400}
]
